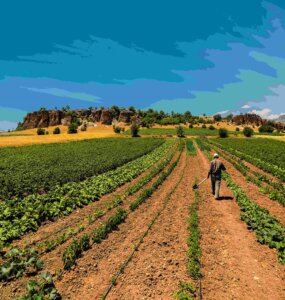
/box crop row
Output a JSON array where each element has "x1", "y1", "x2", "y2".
[
  {"x1": 35, "y1": 141, "x2": 178, "y2": 254},
  {"x1": 186, "y1": 140, "x2": 197, "y2": 156},
  {"x1": 211, "y1": 139, "x2": 285, "y2": 182},
  {"x1": 103, "y1": 143, "x2": 187, "y2": 299},
  {"x1": 223, "y1": 172, "x2": 285, "y2": 264},
  {"x1": 0, "y1": 140, "x2": 174, "y2": 248},
  {"x1": 0, "y1": 142, "x2": 178, "y2": 282},
  {"x1": 208, "y1": 140, "x2": 285, "y2": 206},
  {"x1": 196, "y1": 140, "x2": 285, "y2": 264},
  {"x1": 0, "y1": 138, "x2": 164, "y2": 200},
  {"x1": 61, "y1": 143, "x2": 184, "y2": 270}
]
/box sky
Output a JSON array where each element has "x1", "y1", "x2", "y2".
[{"x1": 0, "y1": 0, "x2": 285, "y2": 130}]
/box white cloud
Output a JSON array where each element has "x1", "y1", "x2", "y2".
[
  {"x1": 249, "y1": 108, "x2": 285, "y2": 120},
  {"x1": 241, "y1": 104, "x2": 251, "y2": 109},
  {"x1": 215, "y1": 110, "x2": 229, "y2": 116}
]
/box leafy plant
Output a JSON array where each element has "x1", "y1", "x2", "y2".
[
  {"x1": 243, "y1": 127, "x2": 254, "y2": 137},
  {"x1": 53, "y1": 127, "x2": 61, "y2": 134},
  {"x1": 218, "y1": 128, "x2": 228, "y2": 138},
  {"x1": 16, "y1": 272, "x2": 61, "y2": 300},
  {"x1": 176, "y1": 126, "x2": 185, "y2": 137}
]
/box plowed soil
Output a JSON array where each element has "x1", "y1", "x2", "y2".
[{"x1": 2, "y1": 145, "x2": 285, "y2": 300}]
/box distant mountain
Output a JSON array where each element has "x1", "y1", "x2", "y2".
[{"x1": 275, "y1": 114, "x2": 285, "y2": 123}]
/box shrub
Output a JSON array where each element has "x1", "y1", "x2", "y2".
[
  {"x1": 208, "y1": 125, "x2": 215, "y2": 130},
  {"x1": 130, "y1": 122, "x2": 140, "y2": 137},
  {"x1": 258, "y1": 125, "x2": 274, "y2": 133},
  {"x1": 176, "y1": 126, "x2": 185, "y2": 138},
  {"x1": 45, "y1": 131, "x2": 49, "y2": 135},
  {"x1": 235, "y1": 127, "x2": 240, "y2": 132},
  {"x1": 37, "y1": 128, "x2": 45, "y2": 135},
  {"x1": 80, "y1": 123, "x2": 87, "y2": 131},
  {"x1": 219, "y1": 128, "x2": 228, "y2": 138},
  {"x1": 53, "y1": 127, "x2": 61, "y2": 135},
  {"x1": 243, "y1": 127, "x2": 254, "y2": 137},
  {"x1": 213, "y1": 114, "x2": 222, "y2": 122},
  {"x1": 189, "y1": 124, "x2": 193, "y2": 129},
  {"x1": 202, "y1": 124, "x2": 207, "y2": 129},
  {"x1": 68, "y1": 123, "x2": 78, "y2": 134},
  {"x1": 113, "y1": 125, "x2": 122, "y2": 134}
]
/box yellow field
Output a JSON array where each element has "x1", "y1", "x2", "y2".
[{"x1": 0, "y1": 125, "x2": 118, "y2": 148}]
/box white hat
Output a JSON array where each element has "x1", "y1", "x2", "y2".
[{"x1": 213, "y1": 153, "x2": 219, "y2": 158}]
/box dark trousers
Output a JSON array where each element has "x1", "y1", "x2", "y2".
[{"x1": 211, "y1": 176, "x2": 221, "y2": 199}]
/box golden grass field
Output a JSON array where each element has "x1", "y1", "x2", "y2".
[
  {"x1": 0, "y1": 125, "x2": 118, "y2": 148},
  {"x1": 0, "y1": 121, "x2": 283, "y2": 148}
]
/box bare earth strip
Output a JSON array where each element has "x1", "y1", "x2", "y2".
[
  {"x1": 196, "y1": 146, "x2": 285, "y2": 300},
  {"x1": 108, "y1": 153, "x2": 196, "y2": 299},
  {"x1": 213, "y1": 149, "x2": 285, "y2": 226},
  {"x1": 54, "y1": 149, "x2": 187, "y2": 299}
]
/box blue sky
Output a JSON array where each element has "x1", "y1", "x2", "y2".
[{"x1": 1, "y1": 0, "x2": 285, "y2": 130}]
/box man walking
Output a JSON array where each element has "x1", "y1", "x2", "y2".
[{"x1": 208, "y1": 153, "x2": 226, "y2": 200}]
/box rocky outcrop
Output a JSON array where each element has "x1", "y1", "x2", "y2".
[
  {"x1": 100, "y1": 109, "x2": 116, "y2": 125},
  {"x1": 20, "y1": 108, "x2": 135, "y2": 129},
  {"x1": 118, "y1": 110, "x2": 134, "y2": 123},
  {"x1": 232, "y1": 114, "x2": 265, "y2": 126}
]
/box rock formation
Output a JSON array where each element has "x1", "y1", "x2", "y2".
[
  {"x1": 20, "y1": 108, "x2": 135, "y2": 129},
  {"x1": 232, "y1": 114, "x2": 265, "y2": 126}
]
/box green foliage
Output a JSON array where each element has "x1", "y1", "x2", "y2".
[
  {"x1": 174, "y1": 282, "x2": 195, "y2": 300},
  {"x1": 113, "y1": 125, "x2": 122, "y2": 134},
  {"x1": 62, "y1": 209, "x2": 128, "y2": 269},
  {"x1": 16, "y1": 272, "x2": 61, "y2": 300},
  {"x1": 176, "y1": 126, "x2": 185, "y2": 137},
  {"x1": 213, "y1": 114, "x2": 222, "y2": 122},
  {"x1": 130, "y1": 122, "x2": 140, "y2": 137},
  {"x1": 37, "y1": 128, "x2": 45, "y2": 135},
  {"x1": 187, "y1": 189, "x2": 201, "y2": 279},
  {"x1": 259, "y1": 125, "x2": 275, "y2": 133},
  {"x1": 53, "y1": 127, "x2": 61, "y2": 134},
  {"x1": 0, "y1": 138, "x2": 163, "y2": 200},
  {"x1": 0, "y1": 140, "x2": 170, "y2": 244},
  {"x1": 208, "y1": 125, "x2": 215, "y2": 130},
  {"x1": 201, "y1": 124, "x2": 206, "y2": 129},
  {"x1": 243, "y1": 127, "x2": 254, "y2": 137},
  {"x1": 0, "y1": 248, "x2": 43, "y2": 281},
  {"x1": 218, "y1": 128, "x2": 228, "y2": 138},
  {"x1": 235, "y1": 127, "x2": 240, "y2": 132},
  {"x1": 186, "y1": 140, "x2": 196, "y2": 156},
  {"x1": 211, "y1": 139, "x2": 285, "y2": 181},
  {"x1": 223, "y1": 172, "x2": 285, "y2": 264},
  {"x1": 68, "y1": 123, "x2": 78, "y2": 134}
]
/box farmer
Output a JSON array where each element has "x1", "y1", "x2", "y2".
[{"x1": 208, "y1": 153, "x2": 226, "y2": 200}]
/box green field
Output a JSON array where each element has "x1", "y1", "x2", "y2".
[
  {"x1": 0, "y1": 138, "x2": 164, "y2": 200},
  {"x1": 126, "y1": 127, "x2": 221, "y2": 136}
]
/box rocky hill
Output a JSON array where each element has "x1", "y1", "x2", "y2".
[
  {"x1": 232, "y1": 114, "x2": 266, "y2": 126},
  {"x1": 20, "y1": 109, "x2": 135, "y2": 129}
]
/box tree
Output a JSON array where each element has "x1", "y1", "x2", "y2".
[
  {"x1": 111, "y1": 105, "x2": 121, "y2": 118},
  {"x1": 258, "y1": 125, "x2": 274, "y2": 133},
  {"x1": 235, "y1": 127, "x2": 240, "y2": 132},
  {"x1": 225, "y1": 114, "x2": 233, "y2": 122},
  {"x1": 202, "y1": 124, "x2": 207, "y2": 128},
  {"x1": 130, "y1": 122, "x2": 140, "y2": 137},
  {"x1": 208, "y1": 125, "x2": 215, "y2": 130},
  {"x1": 128, "y1": 106, "x2": 136, "y2": 113},
  {"x1": 219, "y1": 128, "x2": 228, "y2": 138},
  {"x1": 213, "y1": 114, "x2": 222, "y2": 122},
  {"x1": 243, "y1": 127, "x2": 254, "y2": 137},
  {"x1": 113, "y1": 125, "x2": 122, "y2": 134},
  {"x1": 37, "y1": 128, "x2": 45, "y2": 135},
  {"x1": 53, "y1": 127, "x2": 61, "y2": 134},
  {"x1": 68, "y1": 123, "x2": 78, "y2": 134},
  {"x1": 176, "y1": 126, "x2": 185, "y2": 137}
]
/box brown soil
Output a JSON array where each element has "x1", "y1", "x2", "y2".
[
  {"x1": 210, "y1": 148, "x2": 285, "y2": 226},
  {"x1": 2, "y1": 145, "x2": 285, "y2": 300},
  {"x1": 196, "y1": 146, "x2": 285, "y2": 300},
  {"x1": 107, "y1": 153, "x2": 195, "y2": 299},
  {"x1": 55, "y1": 149, "x2": 187, "y2": 300}
]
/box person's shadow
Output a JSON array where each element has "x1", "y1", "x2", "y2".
[{"x1": 216, "y1": 196, "x2": 234, "y2": 200}]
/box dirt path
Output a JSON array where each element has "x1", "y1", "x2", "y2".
[
  {"x1": 54, "y1": 150, "x2": 187, "y2": 299},
  {"x1": 196, "y1": 147, "x2": 285, "y2": 300},
  {"x1": 213, "y1": 149, "x2": 285, "y2": 226},
  {"x1": 107, "y1": 153, "x2": 196, "y2": 299}
]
